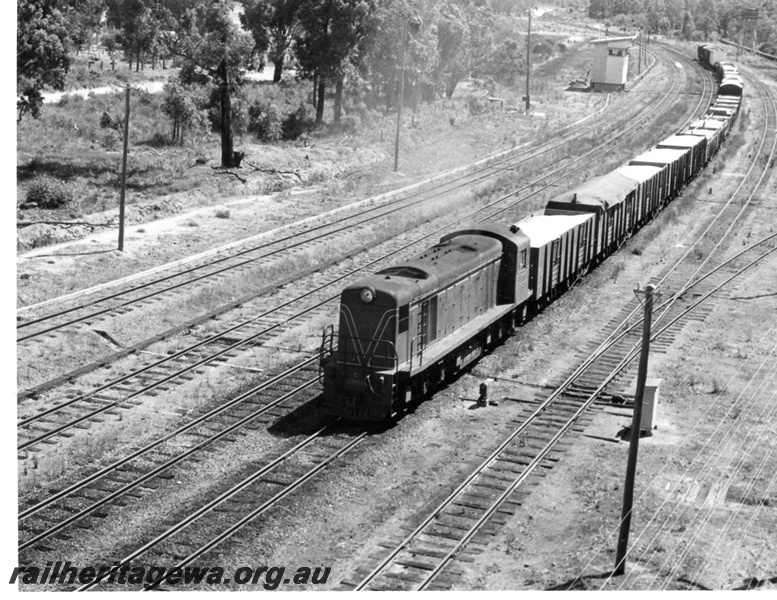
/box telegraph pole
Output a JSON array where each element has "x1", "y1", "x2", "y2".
[
  {"x1": 394, "y1": 20, "x2": 408, "y2": 173},
  {"x1": 614, "y1": 284, "x2": 661, "y2": 577},
  {"x1": 638, "y1": 29, "x2": 642, "y2": 74},
  {"x1": 118, "y1": 84, "x2": 130, "y2": 252},
  {"x1": 525, "y1": 7, "x2": 532, "y2": 113}
]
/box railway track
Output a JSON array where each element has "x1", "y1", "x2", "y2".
[
  {"x1": 16, "y1": 45, "x2": 706, "y2": 398},
  {"x1": 337, "y1": 61, "x2": 777, "y2": 591},
  {"x1": 17, "y1": 45, "x2": 702, "y2": 458},
  {"x1": 72, "y1": 418, "x2": 374, "y2": 591},
  {"x1": 17, "y1": 45, "x2": 725, "y2": 584},
  {"x1": 69, "y1": 255, "x2": 777, "y2": 594}
]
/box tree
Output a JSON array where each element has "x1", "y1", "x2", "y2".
[
  {"x1": 242, "y1": 0, "x2": 303, "y2": 83},
  {"x1": 161, "y1": 81, "x2": 206, "y2": 145},
  {"x1": 483, "y1": 39, "x2": 525, "y2": 85},
  {"x1": 17, "y1": 0, "x2": 71, "y2": 121},
  {"x1": 436, "y1": 1, "x2": 471, "y2": 98},
  {"x1": 61, "y1": 0, "x2": 107, "y2": 51},
  {"x1": 114, "y1": 0, "x2": 159, "y2": 70},
  {"x1": 358, "y1": 0, "x2": 438, "y2": 111},
  {"x1": 681, "y1": 10, "x2": 695, "y2": 40},
  {"x1": 164, "y1": 0, "x2": 254, "y2": 167},
  {"x1": 295, "y1": 0, "x2": 378, "y2": 124}
]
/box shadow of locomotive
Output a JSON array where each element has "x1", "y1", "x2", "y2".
[{"x1": 267, "y1": 394, "x2": 396, "y2": 439}]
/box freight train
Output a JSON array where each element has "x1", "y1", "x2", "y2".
[{"x1": 319, "y1": 46, "x2": 743, "y2": 421}]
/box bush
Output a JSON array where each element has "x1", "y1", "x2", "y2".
[
  {"x1": 248, "y1": 100, "x2": 283, "y2": 142},
  {"x1": 466, "y1": 94, "x2": 487, "y2": 116},
  {"x1": 26, "y1": 176, "x2": 81, "y2": 209},
  {"x1": 282, "y1": 103, "x2": 314, "y2": 140}
]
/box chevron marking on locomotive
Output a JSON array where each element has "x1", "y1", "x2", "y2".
[{"x1": 339, "y1": 305, "x2": 396, "y2": 367}]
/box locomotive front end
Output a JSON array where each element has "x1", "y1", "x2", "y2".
[{"x1": 321, "y1": 279, "x2": 403, "y2": 421}]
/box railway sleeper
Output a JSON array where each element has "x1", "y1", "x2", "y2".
[
  {"x1": 412, "y1": 545, "x2": 479, "y2": 563},
  {"x1": 392, "y1": 556, "x2": 464, "y2": 575},
  {"x1": 427, "y1": 516, "x2": 500, "y2": 536},
  {"x1": 422, "y1": 526, "x2": 494, "y2": 547}
]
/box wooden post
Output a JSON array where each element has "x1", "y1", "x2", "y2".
[
  {"x1": 394, "y1": 20, "x2": 408, "y2": 173},
  {"x1": 118, "y1": 85, "x2": 130, "y2": 252},
  {"x1": 638, "y1": 30, "x2": 642, "y2": 74},
  {"x1": 614, "y1": 284, "x2": 661, "y2": 576},
  {"x1": 525, "y1": 8, "x2": 532, "y2": 113}
]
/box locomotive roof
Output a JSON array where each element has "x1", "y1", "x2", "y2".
[
  {"x1": 345, "y1": 234, "x2": 503, "y2": 304},
  {"x1": 716, "y1": 95, "x2": 741, "y2": 102},
  {"x1": 546, "y1": 171, "x2": 637, "y2": 211},
  {"x1": 630, "y1": 147, "x2": 689, "y2": 166},
  {"x1": 657, "y1": 134, "x2": 705, "y2": 149},
  {"x1": 616, "y1": 164, "x2": 663, "y2": 184},
  {"x1": 512, "y1": 213, "x2": 594, "y2": 248}
]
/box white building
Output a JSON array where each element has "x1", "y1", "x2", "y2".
[{"x1": 590, "y1": 36, "x2": 637, "y2": 92}]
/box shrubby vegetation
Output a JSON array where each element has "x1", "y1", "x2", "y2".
[
  {"x1": 26, "y1": 175, "x2": 83, "y2": 209},
  {"x1": 588, "y1": 0, "x2": 777, "y2": 53},
  {"x1": 20, "y1": 0, "x2": 568, "y2": 168}
]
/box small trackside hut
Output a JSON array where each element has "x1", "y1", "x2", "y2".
[{"x1": 590, "y1": 35, "x2": 637, "y2": 92}]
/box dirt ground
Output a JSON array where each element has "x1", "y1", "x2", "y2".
[{"x1": 14, "y1": 25, "x2": 777, "y2": 592}]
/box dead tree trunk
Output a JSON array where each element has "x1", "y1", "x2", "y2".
[
  {"x1": 272, "y1": 56, "x2": 284, "y2": 83},
  {"x1": 315, "y1": 76, "x2": 325, "y2": 125},
  {"x1": 218, "y1": 58, "x2": 236, "y2": 168},
  {"x1": 333, "y1": 75, "x2": 344, "y2": 124}
]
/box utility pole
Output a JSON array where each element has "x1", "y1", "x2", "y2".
[
  {"x1": 614, "y1": 283, "x2": 661, "y2": 577},
  {"x1": 118, "y1": 84, "x2": 130, "y2": 252},
  {"x1": 525, "y1": 7, "x2": 531, "y2": 113},
  {"x1": 394, "y1": 20, "x2": 408, "y2": 173},
  {"x1": 638, "y1": 29, "x2": 642, "y2": 74}
]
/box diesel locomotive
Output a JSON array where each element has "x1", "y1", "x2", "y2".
[{"x1": 320, "y1": 45, "x2": 743, "y2": 421}]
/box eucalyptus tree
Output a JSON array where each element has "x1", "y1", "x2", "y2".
[
  {"x1": 163, "y1": 0, "x2": 254, "y2": 167},
  {"x1": 17, "y1": 0, "x2": 71, "y2": 121},
  {"x1": 295, "y1": 0, "x2": 379, "y2": 124}
]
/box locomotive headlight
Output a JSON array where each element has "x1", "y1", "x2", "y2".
[{"x1": 359, "y1": 287, "x2": 376, "y2": 304}]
